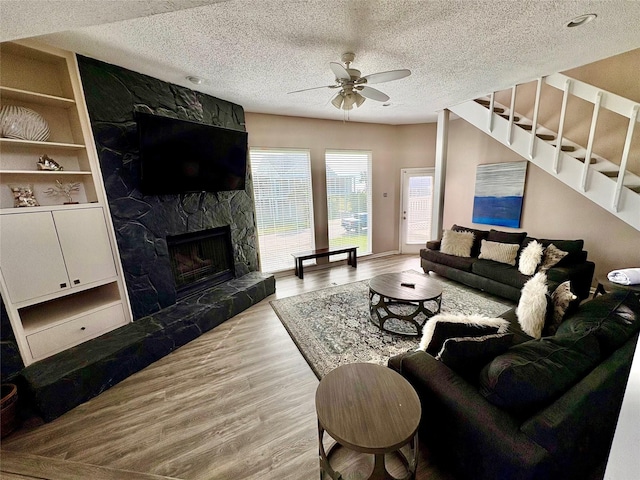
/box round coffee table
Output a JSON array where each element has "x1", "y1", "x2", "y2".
[
  {"x1": 316, "y1": 363, "x2": 421, "y2": 480},
  {"x1": 369, "y1": 272, "x2": 442, "y2": 336}
]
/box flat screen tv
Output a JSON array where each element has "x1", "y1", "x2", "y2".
[{"x1": 135, "y1": 111, "x2": 248, "y2": 194}]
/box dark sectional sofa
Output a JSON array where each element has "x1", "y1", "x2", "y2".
[
  {"x1": 421, "y1": 225, "x2": 595, "y2": 301},
  {"x1": 389, "y1": 289, "x2": 639, "y2": 480}
]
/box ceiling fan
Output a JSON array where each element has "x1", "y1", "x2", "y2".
[{"x1": 288, "y1": 52, "x2": 411, "y2": 110}]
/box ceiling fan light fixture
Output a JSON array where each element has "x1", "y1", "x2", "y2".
[
  {"x1": 354, "y1": 92, "x2": 366, "y2": 108},
  {"x1": 331, "y1": 93, "x2": 344, "y2": 109},
  {"x1": 343, "y1": 93, "x2": 356, "y2": 110}
]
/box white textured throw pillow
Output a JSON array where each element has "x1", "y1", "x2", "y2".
[
  {"x1": 478, "y1": 240, "x2": 520, "y2": 266},
  {"x1": 418, "y1": 313, "x2": 510, "y2": 352},
  {"x1": 440, "y1": 229, "x2": 475, "y2": 257},
  {"x1": 516, "y1": 272, "x2": 549, "y2": 339},
  {"x1": 518, "y1": 240, "x2": 545, "y2": 275}
]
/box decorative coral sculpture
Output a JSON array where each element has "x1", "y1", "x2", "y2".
[{"x1": 43, "y1": 180, "x2": 80, "y2": 204}]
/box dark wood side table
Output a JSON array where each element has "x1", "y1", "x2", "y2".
[
  {"x1": 593, "y1": 276, "x2": 640, "y2": 298},
  {"x1": 315, "y1": 363, "x2": 421, "y2": 480},
  {"x1": 369, "y1": 271, "x2": 442, "y2": 336}
]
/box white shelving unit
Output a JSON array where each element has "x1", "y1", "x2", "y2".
[{"x1": 0, "y1": 40, "x2": 132, "y2": 366}]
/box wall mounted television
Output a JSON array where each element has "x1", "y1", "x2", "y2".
[{"x1": 135, "y1": 111, "x2": 248, "y2": 194}]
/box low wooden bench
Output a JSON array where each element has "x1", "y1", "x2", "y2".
[{"x1": 292, "y1": 246, "x2": 358, "y2": 279}]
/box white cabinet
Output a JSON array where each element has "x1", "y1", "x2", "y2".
[
  {"x1": 0, "y1": 207, "x2": 117, "y2": 303},
  {"x1": 0, "y1": 40, "x2": 132, "y2": 366}
]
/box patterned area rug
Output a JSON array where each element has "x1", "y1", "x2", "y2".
[{"x1": 271, "y1": 272, "x2": 513, "y2": 378}]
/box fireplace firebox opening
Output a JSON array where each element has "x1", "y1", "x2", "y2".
[{"x1": 167, "y1": 226, "x2": 235, "y2": 299}]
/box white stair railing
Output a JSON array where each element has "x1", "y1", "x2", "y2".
[{"x1": 448, "y1": 73, "x2": 640, "y2": 231}]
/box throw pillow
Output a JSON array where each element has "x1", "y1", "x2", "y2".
[
  {"x1": 452, "y1": 224, "x2": 489, "y2": 257},
  {"x1": 478, "y1": 240, "x2": 520, "y2": 266},
  {"x1": 518, "y1": 240, "x2": 544, "y2": 275},
  {"x1": 516, "y1": 272, "x2": 549, "y2": 339},
  {"x1": 436, "y1": 333, "x2": 514, "y2": 380},
  {"x1": 440, "y1": 229, "x2": 475, "y2": 257},
  {"x1": 544, "y1": 281, "x2": 578, "y2": 336},
  {"x1": 538, "y1": 243, "x2": 568, "y2": 271},
  {"x1": 418, "y1": 313, "x2": 510, "y2": 355}
]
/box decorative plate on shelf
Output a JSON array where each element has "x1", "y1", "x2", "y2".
[{"x1": 0, "y1": 105, "x2": 50, "y2": 142}]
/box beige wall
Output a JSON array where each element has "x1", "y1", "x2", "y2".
[
  {"x1": 245, "y1": 113, "x2": 436, "y2": 254},
  {"x1": 444, "y1": 119, "x2": 640, "y2": 283}
]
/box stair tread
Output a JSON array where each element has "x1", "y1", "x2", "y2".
[
  {"x1": 537, "y1": 134, "x2": 555, "y2": 141},
  {"x1": 474, "y1": 99, "x2": 504, "y2": 113},
  {"x1": 498, "y1": 113, "x2": 521, "y2": 121},
  {"x1": 576, "y1": 157, "x2": 598, "y2": 164}
]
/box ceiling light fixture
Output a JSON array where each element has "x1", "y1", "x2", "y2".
[
  {"x1": 566, "y1": 13, "x2": 597, "y2": 28},
  {"x1": 186, "y1": 75, "x2": 203, "y2": 85}
]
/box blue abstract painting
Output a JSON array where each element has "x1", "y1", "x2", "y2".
[{"x1": 472, "y1": 162, "x2": 527, "y2": 228}]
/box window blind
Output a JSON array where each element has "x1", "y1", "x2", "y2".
[
  {"x1": 325, "y1": 150, "x2": 372, "y2": 255},
  {"x1": 249, "y1": 148, "x2": 315, "y2": 273}
]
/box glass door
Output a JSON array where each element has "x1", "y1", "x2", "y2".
[{"x1": 400, "y1": 168, "x2": 434, "y2": 254}]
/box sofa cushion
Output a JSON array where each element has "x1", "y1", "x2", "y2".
[
  {"x1": 418, "y1": 313, "x2": 510, "y2": 355},
  {"x1": 556, "y1": 290, "x2": 640, "y2": 354},
  {"x1": 452, "y1": 224, "x2": 489, "y2": 257},
  {"x1": 478, "y1": 240, "x2": 520, "y2": 266},
  {"x1": 436, "y1": 333, "x2": 514, "y2": 381},
  {"x1": 487, "y1": 229, "x2": 527, "y2": 245},
  {"x1": 440, "y1": 229, "x2": 474, "y2": 257},
  {"x1": 421, "y1": 248, "x2": 476, "y2": 272},
  {"x1": 479, "y1": 333, "x2": 601, "y2": 415},
  {"x1": 471, "y1": 259, "x2": 530, "y2": 289}
]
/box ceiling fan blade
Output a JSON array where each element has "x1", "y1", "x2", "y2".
[
  {"x1": 330, "y1": 62, "x2": 351, "y2": 81},
  {"x1": 287, "y1": 85, "x2": 339, "y2": 94},
  {"x1": 358, "y1": 86, "x2": 389, "y2": 102},
  {"x1": 360, "y1": 69, "x2": 411, "y2": 85}
]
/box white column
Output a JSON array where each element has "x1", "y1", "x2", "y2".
[{"x1": 432, "y1": 110, "x2": 449, "y2": 241}]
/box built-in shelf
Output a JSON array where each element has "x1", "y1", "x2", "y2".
[
  {"x1": 0, "y1": 86, "x2": 75, "y2": 108},
  {"x1": 0, "y1": 137, "x2": 85, "y2": 150},
  {"x1": 19, "y1": 282, "x2": 122, "y2": 334},
  {"x1": 0, "y1": 170, "x2": 92, "y2": 175},
  {"x1": 0, "y1": 39, "x2": 132, "y2": 366}
]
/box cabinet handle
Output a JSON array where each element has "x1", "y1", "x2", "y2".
[
  {"x1": 60, "y1": 283, "x2": 67, "y2": 288},
  {"x1": 73, "y1": 279, "x2": 80, "y2": 285},
  {"x1": 80, "y1": 327, "x2": 86, "y2": 331}
]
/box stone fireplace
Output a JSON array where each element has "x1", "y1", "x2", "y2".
[
  {"x1": 77, "y1": 55, "x2": 259, "y2": 320},
  {"x1": 167, "y1": 226, "x2": 235, "y2": 299}
]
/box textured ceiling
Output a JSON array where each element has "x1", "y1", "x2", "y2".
[{"x1": 3, "y1": 0, "x2": 640, "y2": 124}]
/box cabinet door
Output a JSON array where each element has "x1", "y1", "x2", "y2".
[
  {"x1": 53, "y1": 208, "x2": 117, "y2": 287},
  {"x1": 0, "y1": 212, "x2": 70, "y2": 303}
]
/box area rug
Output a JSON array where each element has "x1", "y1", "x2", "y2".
[{"x1": 271, "y1": 271, "x2": 513, "y2": 378}]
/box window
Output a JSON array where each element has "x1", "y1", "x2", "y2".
[
  {"x1": 249, "y1": 149, "x2": 314, "y2": 273},
  {"x1": 325, "y1": 150, "x2": 372, "y2": 256}
]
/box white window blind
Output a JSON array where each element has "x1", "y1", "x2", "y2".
[
  {"x1": 249, "y1": 148, "x2": 314, "y2": 273},
  {"x1": 325, "y1": 150, "x2": 372, "y2": 256}
]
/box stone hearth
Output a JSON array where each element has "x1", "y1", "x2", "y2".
[{"x1": 19, "y1": 272, "x2": 274, "y2": 422}]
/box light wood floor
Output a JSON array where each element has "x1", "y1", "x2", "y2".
[{"x1": 1, "y1": 255, "x2": 457, "y2": 480}]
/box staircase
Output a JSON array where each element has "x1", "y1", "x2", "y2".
[{"x1": 448, "y1": 73, "x2": 640, "y2": 231}]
